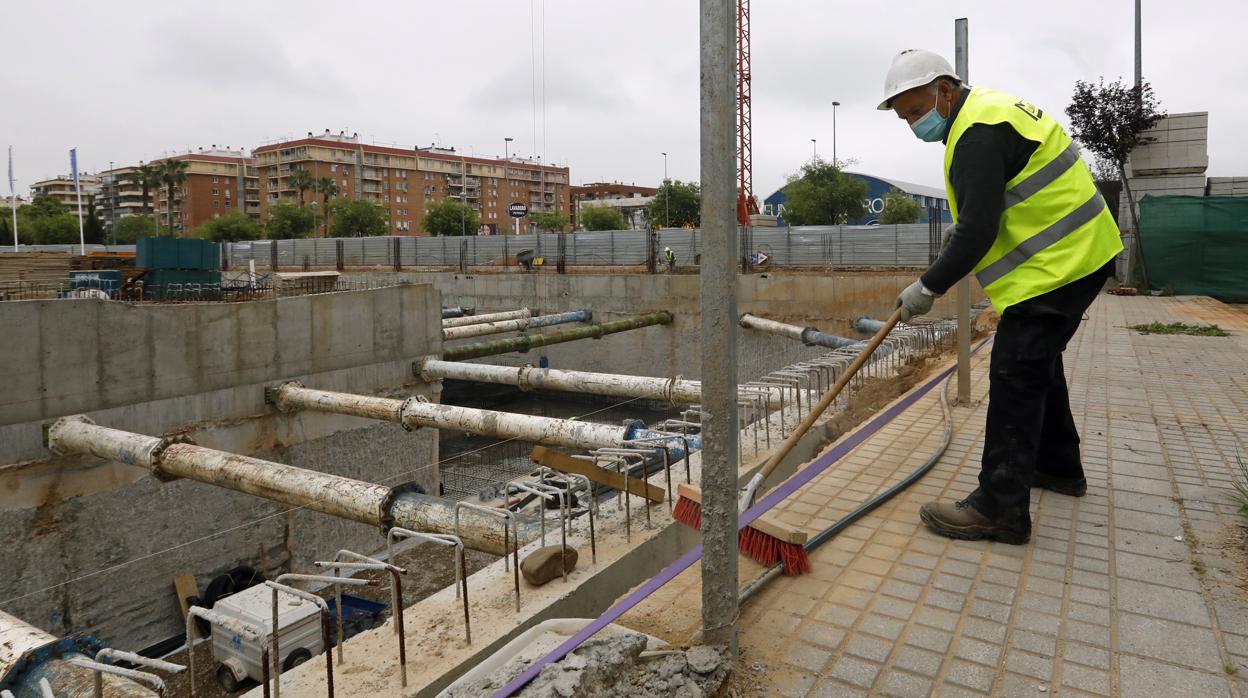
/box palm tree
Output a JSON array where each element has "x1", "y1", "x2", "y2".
[
  {"x1": 156, "y1": 160, "x2": 190, "y2": 235},
  {"x1": 127, "y1": 163, "x2": 161, "y2": 221},
  {"x1": 315, "y1": 176, "x2": 339, "y2": 237},
  {"x1": 287, "y1": 169, "x2": 315, "y2": 207}
]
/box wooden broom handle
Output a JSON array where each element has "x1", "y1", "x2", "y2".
[{"x1": 757, "y1": 307, "x2": 904, "y2": 481}]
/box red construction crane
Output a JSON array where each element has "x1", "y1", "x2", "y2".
[{"x1": 736, "y1": 0, "x2": 759, "y2": 226}]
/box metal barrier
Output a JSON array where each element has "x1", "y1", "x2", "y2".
[{"x1": 220, "y1": 225, "x2": 938, "y2": 270}]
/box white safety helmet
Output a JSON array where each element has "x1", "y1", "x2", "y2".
[{"x1": 877, "y1": 49, "x2": 960, "y2": 110}]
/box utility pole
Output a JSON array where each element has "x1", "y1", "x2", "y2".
[
  {"x1": 661, "y1": 152, "x2": 669, "y2": 228},
  {"x1": 699, "y1": 0, "x2": 739, "y2": 653},
  {"x1": 832, "y1": 101, "x2": 841, "y2": 167},
  {"x1": 954, "y1": 18, "x2": 971, "y2": 405},
  {"x1": 1134, "y1": 0, "x2": 1142, "y2": 92},
  {"x1": 504, "y1": 137, "x2": 516, "y2": 235}
]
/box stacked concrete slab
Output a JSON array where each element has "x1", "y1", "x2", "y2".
[
  {"x1": 1119, "y1": 112, "x2": 1210, "y2": 227},
  {"x1": 1207, "y1": 177, "x2": 1248, "y2": 196}
]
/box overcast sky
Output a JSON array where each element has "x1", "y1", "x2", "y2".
[{"x1": 3, "y1": 1, "x2": 1245, "y2": 198}]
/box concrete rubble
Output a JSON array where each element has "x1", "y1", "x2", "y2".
[{"x1": 441, "y1": 634, "x2": 730, "y2": 697}]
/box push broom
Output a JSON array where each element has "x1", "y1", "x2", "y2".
[{"x1": 673, "y1": 307, "x2": 905, "y2": 575}]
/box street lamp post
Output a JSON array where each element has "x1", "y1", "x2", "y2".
[
  {"x1": 660, "y1": 152, "x2": 669, "y2": 228},
  {"x1": 810, "y1": 139, "x2": 817, "y2": 162},
  {"x1": 504, "y1": 137, "x2": 515, "y2": 235},
  {"x1": 832, "y1": 101, "x2": 841, "y2": 168}
]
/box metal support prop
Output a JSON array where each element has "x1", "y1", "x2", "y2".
[
  {"x1": 386, "y1": 528, "x2": 468, "y2": 646},
  {"x1": 699, "y1": 0, "x2": 739, "y2": 650},
  {"x1": 267, "y1": 575, "x2": 375, "y2": 698},
  {"x1": 738, "y1": 313, "x2": 858, "y2": 349},
  {"x1": 311, "y1": 555, "x2": 404, "y2": 669},
  {"x1": 186, "y1": 608, "x2": 262, "y2": 698},
  {"x1": 69, "y1": 658, "x2": 168, "y2": 698},
  {"x1": 954, "y1": 17, "x2": 973, "y2": 404},
  {"x1": 80, "y1": 649, "x2": 183, "y2": 698},
  {"x1": 439, "y1": 312, "x2": 674, "y2": 361},
  {"x1": 454, "y1": 502, "x2": 521, "y2": 612}
]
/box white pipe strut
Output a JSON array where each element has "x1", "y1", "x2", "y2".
[{"x1": 442, "y1": 308, "x2": 531, "y2": 328}]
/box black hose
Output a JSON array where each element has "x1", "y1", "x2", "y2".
[{"x1": 738, "y1": 373, "x2": 955, "y2": 603}]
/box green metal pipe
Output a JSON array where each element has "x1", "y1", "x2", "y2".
[{"x1": 439, "y1": 311, "x2": 674, "y2": 361}]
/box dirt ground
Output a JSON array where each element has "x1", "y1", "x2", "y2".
[{"x1": 155, "y1": 541, "x2": 498, "y2": 697}]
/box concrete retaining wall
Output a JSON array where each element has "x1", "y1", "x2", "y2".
[{"x1": 0, "y1": 285, "x2": 444, "y2": 649}]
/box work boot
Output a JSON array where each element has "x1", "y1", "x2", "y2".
[
  {"x1": 919, "y1": 500, "x2": 1029, "y2": 545},
  {"x1": 1031, "y1": 472, "x2": 1087, "y2": 497}
]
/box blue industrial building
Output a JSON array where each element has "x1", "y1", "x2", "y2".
[{"x1": 762, "y1": 172, "x2": 953, "y2": 226}]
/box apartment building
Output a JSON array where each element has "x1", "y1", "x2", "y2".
[
  {"x1": 96, "y1": 165, "x2": 155, "y2": 232},
  {"x1": 570, "y1": 181, "x2": 658, "y2": 230},
  {"x1": 253, "y1": 131, "x2": 570, "y2": 235},
  {"x1": 150, "y1": 149, "x2": 260, "y2": 235},
  {"x1": 29, "y1": 174, "x2": 101, "y2": 210}
]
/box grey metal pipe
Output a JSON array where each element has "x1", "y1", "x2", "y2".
[
  {"x1": 45, "y1": 416, "x2": 528, "y2": 555},
  {"x1": 441, "y1": 307, "x2": 465, "y2": 319},
  {"x1": 442, "y1": 308, "x2": 530, "y2": 328},
  {"x1": 440, "y1": 311, "x2": 673, "y2": 361},
  {"x1": 739, "y1": 313, "x2": 858, "y2": 349},
  {"x1": 442, "y1": 309, "x2": 590, "y2": 341},
  {"x1": 418, "y1": 358, "x2": 786, "y2": 406},
  {"x1": 855, "y1": 316, "x2": 887, "y2": 334},
  {"x1": 273, "y1": 382, "x2": 632, "y2": 451}
]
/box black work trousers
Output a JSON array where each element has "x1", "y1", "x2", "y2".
[{"x1": 965, "y1": 262, "x2": 1112, "y2": 531}]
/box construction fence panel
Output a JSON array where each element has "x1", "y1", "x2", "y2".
[{"x1": 217, "y1": 223, "x2": 935, "y2": 269}]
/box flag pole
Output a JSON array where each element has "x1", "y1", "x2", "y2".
[
  {"x1": 8, "y1": 146, "x2": 17, "y2": 251},
  {"x1": 71, "y1": 147, "x2": 85, "y2": 255}
]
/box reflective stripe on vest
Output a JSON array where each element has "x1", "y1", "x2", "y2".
[{"x1": 944, "y1": 87, "x2": 1123, "y2": 311}]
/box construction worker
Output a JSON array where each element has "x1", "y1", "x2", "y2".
[
  {"x1": 880, "y1": 49, "x2": 1122, "y2": 545},
  {"x1": 664, "y1": 246, "x2": 676, "y2": 273}
]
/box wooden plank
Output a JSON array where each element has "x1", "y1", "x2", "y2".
[
  {"x1": 173, "y1": 573, "x2": 199, "y2": 621},
  {"x1": 676, "y1": 482, "x2": 808, "y2": 545},
  {"x1": 531, "y1": 445, "x2": 665, "y2": 503}
]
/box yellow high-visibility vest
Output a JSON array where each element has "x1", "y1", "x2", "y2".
[{"x1": 944, "y1": 87, "x2": 1122, "y2": 311}]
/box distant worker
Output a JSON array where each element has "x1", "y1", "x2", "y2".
[
  {"x1": 664, "y1": 246, "x2": 676, "y2": 273},
  {"x1": 880, "y1": 49, "x2": 1121, "y2": 545}
]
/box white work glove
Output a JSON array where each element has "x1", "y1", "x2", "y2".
[{"x1": 895, "y1": 280, "x2": 939, "y2": 322}]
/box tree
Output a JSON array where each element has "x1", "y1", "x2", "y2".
[
  {"x1": 127, "y1": 163, "x2": 161, "y2": 219},
  {"x1": 532, "y1": 210, "x2": 568, "y2": 232},
  {"x1": 30, "y1": 195, "x2": 66, "y2": 218},
  {"x1": 156, "y1": 159, "x2": 190, "y2": 234},
  {"x1": 332, "y1": 198, "x2": 389, "y2": 237},
  {"x1": 646, "y1": 180, "x2": 701, "y2": 228},
  {"x1": 579, "y1": 204, "x2": 627, "y2": 231},
  {"x1": 423, "y1": 199, "x2": 480, "y2": 236},
  {"x1": 780, "y1": 159, "x2": 868, "y2": 225},
  {"x1": 197, "y1": 211, "x2": 263, "y2": 242},
  {"x1": 264, "y1": 200, "x2": 316, "y2": 239},
  {"x1": 83, "y1": 195, "x2": 105, "y2": 244},
  {"x1": 314, "y1": 177, "x2": 339, "y2": 237},
  {"x1": 114, "y1": 215, "x2": 159, "y2": 244},
  {"x1": 33, "y1": 214, "x2": 80, "y2": 244},
  {"x1": 878, "y1": 188, "x2": 922, "y2": 225},
  {"x1": 287, "y1": 169, "x2": 316, "y2": 207},
  {"x1": 1065, "y1": 77, "x2": 1164, "y2": 287}
]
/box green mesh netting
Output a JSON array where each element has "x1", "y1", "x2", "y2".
[{"x1": 1138, "y1": 194, "x2": 1248, "y2": 301}]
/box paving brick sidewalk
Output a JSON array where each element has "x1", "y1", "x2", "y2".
[{"x1": 625, "y1": 295, "x2": 1248, "y2": 697}]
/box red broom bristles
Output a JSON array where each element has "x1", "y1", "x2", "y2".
[{"x1": 674, "y1": 494, "x2": 811, "y2": 576}]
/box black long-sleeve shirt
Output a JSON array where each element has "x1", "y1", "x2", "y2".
[{"x1": 920, "y1": 88, "x2": 1039, "y2": 294}]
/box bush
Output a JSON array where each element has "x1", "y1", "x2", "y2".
[{"x1": 579, "y1": 205, "x2": 627, "y2": 231}]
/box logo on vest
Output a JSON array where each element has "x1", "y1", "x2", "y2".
[{"x1": 1013, "y1": 100, "x2": 1043, "y2": 121}]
